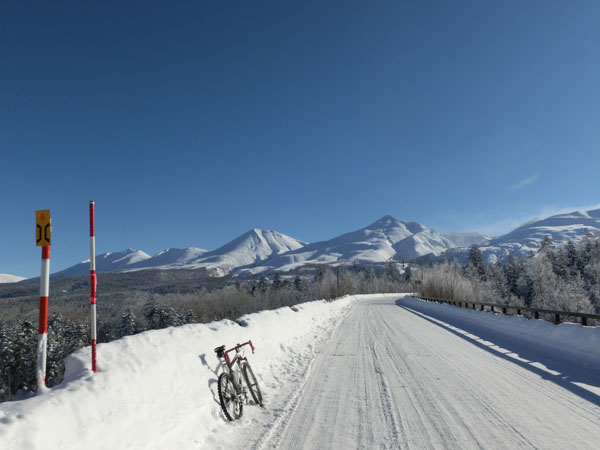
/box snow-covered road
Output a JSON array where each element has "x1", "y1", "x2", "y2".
[{"x1": 255, "y1": 296, "x2": 600, "y2": 450}]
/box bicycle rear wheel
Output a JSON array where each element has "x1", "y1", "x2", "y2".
[
  {"x1": 242, "y1": 362, "x2": 263, "y2": 406},
  {"x1": 218, "y1": 372, "x2": 243, "y2": 421}
]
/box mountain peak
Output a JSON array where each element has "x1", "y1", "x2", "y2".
[{"x1": 368, "y1": 215, "x2": 404, "y2": 228}]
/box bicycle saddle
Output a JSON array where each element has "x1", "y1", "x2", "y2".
[{"x1": 214, "y1": 345, "x2": 225, "y2": 357}]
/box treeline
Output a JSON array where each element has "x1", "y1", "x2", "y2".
[
  {"x1": 420, "y1": 236, "x2": 600, "y2": 317},
  {"x1": 0, "y1": 263, "x2": 410, "y2": 401}
]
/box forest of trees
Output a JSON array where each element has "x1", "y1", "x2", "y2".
[{"x1": 419, "y1": 236, "x2": 600, "y2": 317}]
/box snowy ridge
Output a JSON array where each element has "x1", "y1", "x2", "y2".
[
  {"x1": 442, "y1": 231, "x2": 491, "y2": 248},
  {"x1": 52, "y1": 249, "x2": 151, "y2": 279},
  {"x1": 128, "y1": 247, "x2": 208, "y2": 269},
  {"x1": 0, "y1": 273, "x2": 25, "y2": 283}
]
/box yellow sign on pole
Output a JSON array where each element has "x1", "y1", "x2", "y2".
[{"x1": 36, "y1": 210, "x2": 51, "y2": 246}]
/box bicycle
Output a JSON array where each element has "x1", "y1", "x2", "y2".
[{"x1": 214, "y1": 340, "x2": 263, "y2": 421}]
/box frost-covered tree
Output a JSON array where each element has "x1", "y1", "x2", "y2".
[
  {"x1": 258, "y1": 275, "x2": 269, "y2": 293},
  {"x1": 0, "y1": 321, "x2": 14, "y2": 399},
  {"x1": 119, "y1": 310, "x2": 137, "y2": 337},
  {"x1": 272, "y1": 273, "x2": 282, "y2": 290},
  {"x1": 468, "y1": 245, "x2": 485, "y2": 279},
  {"x1": 385, "y1": 261, "x2": 402, "y2": 283},
  {"x1": 10, "y1": 320, "x2": 37, "y2": 396},
  {"x1": 539, "y1": 235, "x2": 553, "y2": 253},
  {"x1": 403, "y1": 265, "x2": 413, "y2": 283},
  {"x1": 294, "y1": 276, "x2": 307, "y2": 292}
]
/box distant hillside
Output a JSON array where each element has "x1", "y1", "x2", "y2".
[
  {"x1": 0, "y1": 274, "x2": 26, "y2": 284},
  {"x1": 446, "y1": 209, "x2": 600, "y2": 264}
]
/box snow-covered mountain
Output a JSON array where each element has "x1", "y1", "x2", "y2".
[
  {"x1": 52, "y1": 248, "x2": 151, "y2": 279},
  {"x1": 0, "y1": 273, "x2": 26, "y2": 283},
  {"x1": 45, "y1": 209, "x2": 600, "y2": 278},
  {"x1": 189, "y1": 229, "x2": 306, "y2": 272},
  {"x1": 442, "y1": 231, "x2": 491, "y2": 248},
  {"x1": 239, "y1": 216, "x2": 456, "y2": 274},
  {"x1": 129, "y1": 229, "x2": 307, "y2": 275},
  {"x1": 446, "y1": 209, "x2": 600, "y2": 264},
  {"x1": 128, "y1": 247, "x2": 208, "y2": 269},
  {"x1": 53, "y1": 229, "x2": 306, "y2": 278}
]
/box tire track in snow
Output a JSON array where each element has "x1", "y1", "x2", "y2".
[{"x1": 367, "y1": 305, "x2": 403, "y2": 449}]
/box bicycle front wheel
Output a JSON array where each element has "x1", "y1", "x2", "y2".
[
  {"x1": 218, "y1": 372, "x2": 243, "y2": 421},
  {"x1": 242, "y1": 362, "x2": 263, "y2": 406}
]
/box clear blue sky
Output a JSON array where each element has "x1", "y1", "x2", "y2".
[{"x1": 2, "y1": 0, "x2": 599, "y2": 277}]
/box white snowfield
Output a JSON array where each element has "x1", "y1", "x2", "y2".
[
  {"x1": 0, "y1": 274, "x2": 25, "y2": 283},
  {"x1": 1, "y1": 295, "x2": 599, "y2": 450}
]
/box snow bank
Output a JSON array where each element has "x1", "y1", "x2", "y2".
[
  {"x1": 402, "y1": 296, "x2": 600, "y2": 364},
  {"x1": 0, "y1": 295, "x2": 362, "y2": 450}
]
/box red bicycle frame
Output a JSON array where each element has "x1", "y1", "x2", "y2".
[{"x1": 223, "y1": 340, "x2": 255, "y2": 366}]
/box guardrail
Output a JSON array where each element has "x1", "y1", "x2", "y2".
[{"x1": 413, "y1": 294, "x2": 600, "y2": 326}]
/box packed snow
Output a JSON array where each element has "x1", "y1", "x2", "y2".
[{"x1": 1, "y1": 294, "x2": 599, "y2": 450}]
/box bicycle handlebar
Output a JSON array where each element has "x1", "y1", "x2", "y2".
[{"x1": 222, "y1": 340, "x2": 255, "y2": 365}]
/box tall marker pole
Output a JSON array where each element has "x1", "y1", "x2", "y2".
[
  {"x1": 35, "y1": 209, "x2": 51, "y2": 390},
  {"x1": 90, "y1": 201, "x2": 97, "y2": 372}
]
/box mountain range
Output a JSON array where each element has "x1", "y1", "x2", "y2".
[{"x1": 5, "y1": 208, "x2": 600, "y2": 281}]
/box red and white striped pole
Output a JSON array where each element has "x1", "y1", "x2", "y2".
[
  {"x1": 35, "y1": 209, "x2": 51, "y2": 391},
  {"x1": 89, "y1": 201, "x2": 97, "y2": 372},
  {"x1": 37, "y1": 245, "x2": 50, "y2": 389}
]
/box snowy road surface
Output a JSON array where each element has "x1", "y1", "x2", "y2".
[{"x1": 255, "y1": 296, "x2": 600, "y2": 449}]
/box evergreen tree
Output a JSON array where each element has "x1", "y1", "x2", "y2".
[
  {"x1": 272, "y1": 273, "x2": 282, "y2": 290},
  {"x1": 385, "y1": 261, "x2": 402, "y2": 283},
  {"x1": 403, "y1": 265, "x2": 413, "y2": 283},
  {"x1": 504, "y1": 253, "x2": 520, "y2": 295},
  {"x1": 258, "y1": 275, "x2": 268, "y2": 293},
  {"x1": 539, "y1": 235, "x2": 553, "y2": 252},
  {"x1": 315, "y1": 266, "x2": 326, "y2": 283},
  {"x1": 294, "y1": 276, "x2": 307, "y2": 292},
  {"x1": 468, "y1": 245, "x2": 485, "y2": 278},
  {"x1": 184, "y1": 310, "x2": 196, "y2": 324},
  {"x1": 0, "y1": 321, "x2": 14, "y2": 400},
  {"x1": 119, "y1": 310, "x2": 137, "y2": 337},
  {"x1": 12, "y1": 320, "x2": 37, "y2": 395}
]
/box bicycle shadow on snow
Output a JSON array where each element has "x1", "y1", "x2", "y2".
[
  {"x1": 395, "y1": 298, "x2": 600, "y2": 408},
  {"x1": 199, "y1": 353, "x2": 222, "y2": 408}
]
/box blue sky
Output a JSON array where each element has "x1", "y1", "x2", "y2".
[{"x1": 2, "y1": 0, "x2": 600, "y2": 277}]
